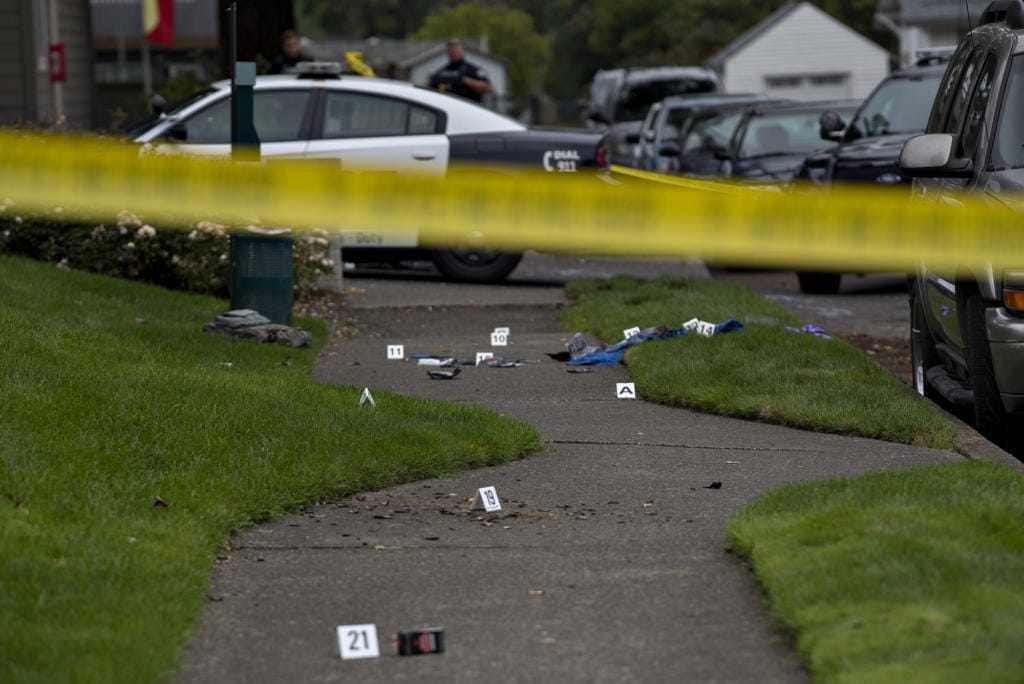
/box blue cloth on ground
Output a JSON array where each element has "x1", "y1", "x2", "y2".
[{"x1": 567, "y1": 319, "x2": 744, "y2": 366}]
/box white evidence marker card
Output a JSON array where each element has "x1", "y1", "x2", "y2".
[
  {"x1": 623, "y1": 326, "x2": 641, "y2": 339},
  {"x1": 471, "y1": 486, "x2": 502, "y2": 512},
  {"x1": 616, "y1": 382, "x2": 637, "y2": 399},
  {"x1": 387, "y1": 344, "x2": 404, "y2": 360},
  {"x1": 490, "y1": 330, "x2": 508, "y2": 347},
  {"x1": 683, "y1": 318, "x2": 716, "y2": 337},
  {"x1": 476, "y1": 352, "x2": 494, "y2": 365},
  {"x1": 337, "y1": 624, "x2": 380, "y2": 660}
]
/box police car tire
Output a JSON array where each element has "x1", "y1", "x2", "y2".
[
  {"x1": 430, "y1": 249, "x2": 523, "y2": 283},
  {"x1": 797, "y1": 271, "x2": 841, "y2": 295}
]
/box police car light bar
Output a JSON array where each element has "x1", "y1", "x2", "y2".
[{"x1": 295, "y1": 62, "x2": 343, "y2": 78}]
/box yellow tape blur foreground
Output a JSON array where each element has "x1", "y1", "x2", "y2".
[{"x1": 0, "y1": 131, "x2": 1017, "y2": 272}]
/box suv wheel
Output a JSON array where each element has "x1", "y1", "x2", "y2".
[
  {"x1": 910, "y1": 281, "x2": 940, "y2": 398},
  {"x1": 797, "y1": 271, "x2": 841, "y2": 295},
  {"x1": 431, "y1": 249, "x2": 522, "y2": 283},
  {"x1": 965, "y1": 293, "x2": 1024, "y2": 452}
]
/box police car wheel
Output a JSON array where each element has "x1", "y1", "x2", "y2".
[{"x1": 430, "y1": 249, "x2": 522, "y2": 283}]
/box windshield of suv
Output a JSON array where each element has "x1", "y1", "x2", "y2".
[
  {"x1": 738, "y1": 110, "x2": 832, "y2": 159},
  {"x1": 847, "y1": 74, "x2": 942, "y2": 139},
  {"x1": 614, "y1": 78, "x2": 716, "y2": 122},
  {"x1": 682, "y1": 111, "x2": 743, "y2": 154},
  {"x1": 994, "y1": 55, "x2": 1024, "y2": 168}
]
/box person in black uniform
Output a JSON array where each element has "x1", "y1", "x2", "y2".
[
  {"x1": 428, "y1": 38, "x2": 492, "y2": 102},
  {"x1": 267, "y1": 30, "x2": 314, "y2": 75}
]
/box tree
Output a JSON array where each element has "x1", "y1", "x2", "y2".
[
  {"x1": 411, "y1": 2, "x2": 551, "y2": 96},
  {"x1": 296, "y1": 0, "x2": 439, "y2": 39}
]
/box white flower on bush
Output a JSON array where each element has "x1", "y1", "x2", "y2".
[
  {"x1": 136, "y1": 225, "x2": 156, "y2": 239},
  {"x1": 321, "y1": 258, "x2": 334, "y2": 268},
  {"x1": 196, "y1": 220, "x2": 227, "y2": 236},
  {"x1": 171, "y1": 255, "x2": 180, "y2": 264},
  {"x1": 117, "y1": 210, "x2": 142, "y2": 227},
  {"x1": 57, "y1": 257, "x2": 69, "y2": 269},
  {"x1": 187, "y1": 230, "x2": 199, "y2": 240},
  {"x1": 91, "y1": 224, "x2": 106, "y2": 238},
  {"x1": 219, "y1": 253, "x2": 228, "y2": 262},
  {"x1": 125, "y1": 241, "x2": 136, "y2": 250},
  {"x1": 53, "y1": 207, "x2": 63, "y2": 215},
  {"x1": 14, "y1": 216, "x2": 23, "y2": 224},
  {"x1": 2, "y1": 230, "x2": 9, "y2": 239}
]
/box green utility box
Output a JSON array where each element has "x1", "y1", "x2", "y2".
[{"x1": 229, "y1": 235, "x2": 293, "y2": 324}]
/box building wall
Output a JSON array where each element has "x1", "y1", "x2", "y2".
[
  {"x1": 721, "y1": 2, "x2": 889, "y2": 101},
  {"x1": 0, "y1": 0, "x2": 34, "y2": 123},
  {"x1": 0, "y1": 0, "x2": 94, "y2": 128}
]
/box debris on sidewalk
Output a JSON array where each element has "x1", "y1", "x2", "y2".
[
  {"x1": 703, "y1": 481, "x2": 723, "y2": 490},
  {"x1": 564, "y1": 319, "x2": 744, "y2": 366},
  {"x1": 397, "y1": 628, "x2": 444, "y2": 656},
  {"x1": 427, "y1": 368, "x2": 461, "y2": 380},
  {"x1": 417, "y1": 357, "x2": 456, "y2": 366},
  {"x1": 476, "y1": 356, "x2": 525, "y2": 368}
]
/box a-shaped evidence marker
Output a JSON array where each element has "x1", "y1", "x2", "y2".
[{"x1": 470, "y1": 486, "x2": 502, "y2": 512}]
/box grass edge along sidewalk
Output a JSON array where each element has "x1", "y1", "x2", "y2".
[
  {"x1": 0, "y1": 255, "x2": 542, "y2": 683},
  {"x1": 728, "y1": 460, "x2": 1024, "y2": 681},
  {"x1": 560, "y1": 276, "x2": 955, "y2": 450}
]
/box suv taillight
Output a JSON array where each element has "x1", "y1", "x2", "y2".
[{"x1": 595, "y1": 146, "x2": 609, "y2": 169}]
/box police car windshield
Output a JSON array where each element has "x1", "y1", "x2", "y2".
[
  {"x1": 994, "y1": 55, "x2": 1024, "y2": 168},
  {"x1": 847, "y1": 74, "x2": 941, "y2": 139},
  {"x1": 124, "y1": 88, "x2": 218, "y2": 137},
  {"x1": 614, "y1": 78, "x2": 717, "y2": 122}
]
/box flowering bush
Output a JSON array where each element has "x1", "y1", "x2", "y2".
[{"x1": 0, "y1": 202, "x2": 334, "y2": 300}]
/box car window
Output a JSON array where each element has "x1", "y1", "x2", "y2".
[
  {"x1": 322, "y1": 91, "x2": 440, "y2": 138},
  {"x1": 994, "y1": 55, "x2": 1024, "y2": 168},
  {"x1": 682, "y1": 111, "x2": 742, "y2": 154},
  {"x1": 661, "y1": 106, "x2": 695, "y2": 144},
  {"x1": 181, "y1": 90, "x2": 311, "y2": 144},
  {"x1": 944, "y1": 52, "x2": 983, "y2": 136},
  {"x1": 847, "y1": 74, "x2": 942, "y2": 138},
  {"x1": 613, "y1": 78, "x2": 717, "y2": 122},
  {"x1": 929, "y1": 41, "x2": 975, "y2": 132},
  {"x1": 738, "y1": 110, "x2": 832, "y2": 159},
  {"x1": 960, "y1": 55, "x2": 997, "y2": 156}
]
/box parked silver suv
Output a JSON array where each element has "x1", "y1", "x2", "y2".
[{"x1": 900, "y1": 0, "x2": 1024, "y2": 455}]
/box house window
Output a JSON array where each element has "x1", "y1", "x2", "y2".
[
  {"x1": 765, "y1": 75, "x2": 802, "y2": 89},
  {"x1": 810, "y1": 73, "x2": 848, "y2": 86}
]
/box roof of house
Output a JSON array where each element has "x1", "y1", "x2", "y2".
[
  {"x1": 707, "y1": 1, "x2": 885, "y2": 68},
  {"x1": 875, "y1": 0, "x2": 991, "y2": 25}
]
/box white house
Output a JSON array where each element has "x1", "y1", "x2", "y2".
[
  {"x1": 706, "y1": 1, "x2": 890, "y2": 101},
  {"x1": 875, "y1": 0, "x2": 990, "y2": 67}
]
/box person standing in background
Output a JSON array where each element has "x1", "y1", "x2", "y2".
[
  {"x1": 268, "y1": 30, "x2": 313, "y2": 74},
  {"x1": 428, "y1": 38, "x2": 491, "y2": 102}
]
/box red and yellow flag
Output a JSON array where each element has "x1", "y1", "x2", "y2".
[{"x1": 142, "y1": 0, "x2": 174, "y2": 46}]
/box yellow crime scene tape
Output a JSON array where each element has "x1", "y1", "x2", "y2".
[{"x1": 0, "y1": 130, "x2": 1015, "y2": 272}]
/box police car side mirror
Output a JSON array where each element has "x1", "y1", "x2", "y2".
[
  {"x1": 150, "y1": 94, "x2": 167, "y2": 116},
  {"x1": 899, "y1": 133, "x2": 973, "y2": 179},
  {"x1": 819, "y1": 110, "x2": 845, "y2": 142}
]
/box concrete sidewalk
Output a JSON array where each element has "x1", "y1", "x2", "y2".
[{"x1": 175, "y1": 260, "x2": 968, "y2": 683}]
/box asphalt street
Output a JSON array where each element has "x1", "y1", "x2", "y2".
[{"x1": 175, "y1": 254, "x2": 987, "y2": 683}]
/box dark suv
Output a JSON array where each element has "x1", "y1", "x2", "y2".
[
  {"x1": 792, "y1": 49, "x2": 953, "y2": 293},
  {"x1": 900, "y1": 0, "x2": 1024, "y2": 454}
]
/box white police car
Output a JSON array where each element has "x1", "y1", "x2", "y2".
[{"x1": 132, "y1": 63, "x2": 606, "y2": 281}]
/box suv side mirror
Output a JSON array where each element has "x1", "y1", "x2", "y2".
[
  {"x1": 819, "y1": 110, "x2": 845, "y2": 142},
  {"x1": 899, "y1": 133, "x2": 973, "y2": 179},
  {"x1": 625, "y1": 132, "x2": 641, "y2": 145}
]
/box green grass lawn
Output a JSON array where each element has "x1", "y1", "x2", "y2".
[
  {"x1": 729, "y1": 460, "x2": 1024, "y2": 682},
  {"x1": 562, "y1": 276, "x2": 954, "y2": 449},
  {"x1": 0, "y1": 255, "x2": 541, "y2": 683}
]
